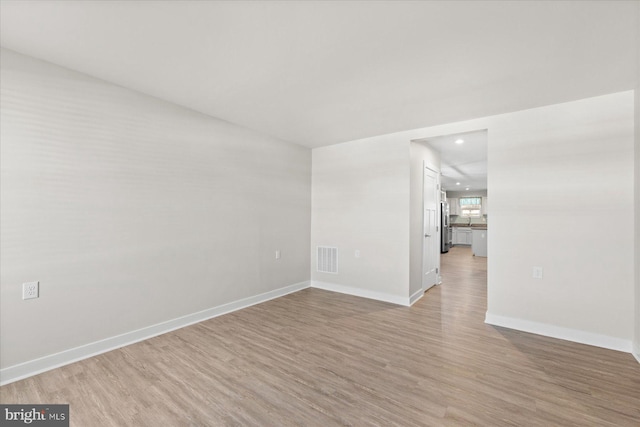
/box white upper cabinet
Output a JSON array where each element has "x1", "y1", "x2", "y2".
[{"x1": 449, "y1": 198, "x2": 459, "y2": 216}]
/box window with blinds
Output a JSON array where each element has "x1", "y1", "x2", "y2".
[{"x1": 459, "y1": 197, "x2": 482, "y2": 218}]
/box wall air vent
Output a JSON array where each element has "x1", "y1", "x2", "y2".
[{"x1": 316, "y1": 246, "x2": 338, "y2": 274}]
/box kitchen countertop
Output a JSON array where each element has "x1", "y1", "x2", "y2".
[{"x1": 451, "y1": 224, "x2": 488, "y2": 229}]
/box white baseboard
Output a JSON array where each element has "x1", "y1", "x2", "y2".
[
  {"x1": 409, "y1": 289, "x2": 424, "y2": 306},
  {"x1": 0, "y1": 281, "x2": 310, "y2": 386},
  {"x1": 485, "y1": 312, "x2": 632, "y2": 353},
  {"x1": 633, "y1": 342, "x2": 640, "y2": 364},
  {"x1": 311, "y1": 281, "x2": 410, "y2": 306}
]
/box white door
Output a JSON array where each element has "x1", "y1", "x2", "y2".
[{"x1": 422, "y1": 166, "x2": 439, "y2": 291}]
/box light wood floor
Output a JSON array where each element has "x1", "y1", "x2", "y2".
[{"x1": 2, "y1": 246, "x2": 639, "y2": 426}]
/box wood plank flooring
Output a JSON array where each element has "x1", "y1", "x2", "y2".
[{"x1": 2, "y1": 246, "x2": 639, "y2": 426}]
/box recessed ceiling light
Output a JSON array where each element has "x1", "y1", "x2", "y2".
[
  {"x1": 465, "y1": 187, "x2": 470, "y2": 190},
  {"x1": 456, "y1": 182, "x2": 460, "y2": 185},
  {"x1": 455, "y1": 139, "x2": 464, "y2": 144}
]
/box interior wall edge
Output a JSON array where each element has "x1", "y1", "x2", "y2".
[
  {"x1": 485, "y1": 312, "x2": 633, "y2": 354},
  {"x1": 409, "y1": 288, "x2": 425, "y2": 306},
  {"x1": 634, "y1": 0, "x2": 640, "y2": 366},
  {"x1": 0, "y1": 280, "x2": 310, "y2": 386}
]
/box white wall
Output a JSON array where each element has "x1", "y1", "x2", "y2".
[
  {"x1": 635, "y1": 82, "x2": 640, "y2": 361},
  {"x1": 486, "y1": 92, "x2": 634, "y2": 351},
  {"x1": 634, "y1": 2, "x2": 640, "y2": 362},
  {"x1": 312, "y1": 91, "x2": 635, "y2": 352},
  {"x1": 409, "y1": 142, "x2": 441, "y2": 299},
  {"x1": 310, "y1": 137, "x2": 411, "y2": 305},
  {"x1": 0, "y1": 49, "x2": 311, "y2": 375}
]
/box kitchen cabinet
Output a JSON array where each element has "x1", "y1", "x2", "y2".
[
  {"x1": 472, "y1": 229, "x2": 487, "y2": 257},
  {"x1": 461, "y1": 229, "x2": 472, "y2": 245},
  {"x1": 449, "y1": 198, "x2": 459, "y2": 216},
  {"x1": 453, "y1": 227, "x2": 472, "y2": 245},
  {"x1": 482, "y1": 197, "x2": 488, "y2": 216}
]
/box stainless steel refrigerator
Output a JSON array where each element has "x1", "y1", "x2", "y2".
[{"x1": 440, "y1": 201, "x2": 450, "y2": 253}]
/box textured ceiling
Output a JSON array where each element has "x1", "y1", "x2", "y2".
[{"x1": 0, "y1": 1, "x2": 637, "y2": 148}]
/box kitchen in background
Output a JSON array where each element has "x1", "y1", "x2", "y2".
[
  {"x1": 445, "y1": 190, "x2": 487, "y2": 257},
  {"x1": 421, "y1": 129, "x2": 488, "y2": 258}
]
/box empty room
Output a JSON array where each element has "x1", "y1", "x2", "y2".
[{"x1": 1, "y1": 1, "x2": 639, "y2": 426}]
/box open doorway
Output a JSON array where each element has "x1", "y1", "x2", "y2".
[{"x1": 418, "y1": 129, "x2": 488, "y2": 284}]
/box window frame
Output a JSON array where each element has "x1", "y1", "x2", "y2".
[{"x1": 459, "y1": 197, "x2": 483, "y2": 218}]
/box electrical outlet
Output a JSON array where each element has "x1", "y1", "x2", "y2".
[
  {"x1": 275, "y1": 250, "x2": 281, "y2": 260},
  {"x1": 22, "y1": 281, "x2": 39, "y2": 300},
  {"x1": 355, "y1": 250, "x2": 361, "y2": 258},
  {"x1": 532, "y1": 267, "x2": 543, "y2": 279}
]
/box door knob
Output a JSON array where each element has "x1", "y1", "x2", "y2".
[{"x1": 425, "y1": 234, "x2": 431, "y2": 237}]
